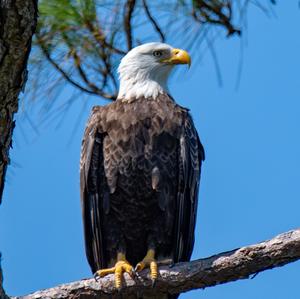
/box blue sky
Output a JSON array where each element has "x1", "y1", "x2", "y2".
[{"x1": 1, "y1": 2, "x2": 300, "y2": 298}]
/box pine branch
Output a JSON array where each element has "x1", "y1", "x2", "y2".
[
  {"x1": 33, "y1": 0, "x2": 275, "y2": 103},
  {"x1": 13, "y1": 228, "x2": 300, "y2": 299}
]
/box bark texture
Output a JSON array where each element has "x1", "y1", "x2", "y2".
[
  {"x1": 0, "y1": 0, "x2": 38, "y2": 203},
  {"x1": 13, "y1": 228, "x2": 300, "y2": 299}
]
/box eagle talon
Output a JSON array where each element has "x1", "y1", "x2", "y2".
[
  {"x1": 95, "y1": 258, "x2": 133, "y2": 289},
  {"x1": 131, "y1": 268, "x2": 137, "y2": 277},
  {"x1": 151, "y1": 278, "x2": 157, "y2": 288},
  {"x1": 136, "y1": 249, "x2": 158, "y2": 282},
  {"x1": 135, "y1": 262, "x2": 145, "y2": 272}
]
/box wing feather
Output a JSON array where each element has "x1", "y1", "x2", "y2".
[
  {"x1": 174, "y1": 112, "x2": 205, "y2": 262},
  {"x1": 80, "y1": 109, "x2": 108, "y2": 273}
]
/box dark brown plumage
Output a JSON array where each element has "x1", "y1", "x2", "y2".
[{"x1": 80, "y1": 93, "x2": 204, "y2": 295}]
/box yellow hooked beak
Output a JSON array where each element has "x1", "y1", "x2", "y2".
[{"x1": 162, "y1": 48, "x2": 191, "y2": 67}]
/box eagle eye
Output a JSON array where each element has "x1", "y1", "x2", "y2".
[{"x1": 153, "y1": 50, "x2": 163, "y2": 57}]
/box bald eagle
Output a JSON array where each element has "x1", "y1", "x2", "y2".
[{"x1": 80, "y1": 43, "x2": 205, "y2": 296}]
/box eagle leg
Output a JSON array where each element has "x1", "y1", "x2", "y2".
[
  {"x1": 135, "y1": 249, "x2": 158, "y2": 285},
  {"x1": 94, "y1": 252, "x2": 134, "y2": 289}
]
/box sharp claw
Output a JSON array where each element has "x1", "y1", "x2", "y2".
[
  {"x1": 128, "y1": 269, "x2": 135, "y2": 278},
  {"x1": 151, "y1": 279, "x2": 157, "y2": 288},
  {"x1": 135, "y1": 263, "x2": 143, "y2": 272},
  {"x1": 94, "y1": 256, "x2": 134, "y2": 289}
]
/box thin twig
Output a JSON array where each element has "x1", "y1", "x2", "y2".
[
  {"x1": 123, "y1": 0, "x2": 136, "y2": 50},
  {"x1": 192, "y1": 0, "x2": 241, "y2": 36},
  {"x1": 84, "y1": 19, "x2": 126, "y2": 55},
  {"x1": 36, "y1": 34, "x2": 116, "y2": 100},
  {"x1": 142, "y1": 0, "x2": 165, "y2": 42}
]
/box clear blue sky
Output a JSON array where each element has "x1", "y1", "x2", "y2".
[{"x1": 1, "y1": 2, "x2": 300, "y2": 298}]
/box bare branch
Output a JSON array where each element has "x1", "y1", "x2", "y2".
[
  {"x1": 123, "y1": 0, "x2": 136, "y2": 50},
  {"x1": 61, "y1": 34, "x2": 110, "y2": 97},
  {"x1": 142, "y1": 0, "x2": 165, "y2": 42},
  {"x1": 36, "y1": 36, "x2": 96, "y2": 94},
  {"x1": 84, "y1": 19, "x2": 126, "y2": 55},
  {"x1": 35, "y1": 34, "x2": 116, "y2": 100},
  {"x1": 72, "y1": 51, "x2": 100, "y2": 92},
  {"x1": 81, "y1": 20, "x2": 120, "y2": 92},
  {"x1": 192, "y1": 0, "x2": 241, "y2": 36},
  {"x1": 14, "y1": 229, "x2": 300, "y2": 299}
]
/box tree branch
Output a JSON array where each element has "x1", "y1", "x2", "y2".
[
  {"x1": 0, "y1": 0, "x2": 38, "y2": 203},
  {"x1": 142, "y1": 0, "x2": 165, "y2": 42},
  {"x1": 35, "y1": 34, "x2": 116, "y2": 101},
  {"x1": 123, "y1": 0, "x2": 136, "y2": 50},
  {"x1": 84, "y1": 19, "x2": 126, "y2": 55},
  {"x1": 192, "y1": 0, "x2": 241, "y2": 36},
  {"x1": 13, "y1": 228, "x2": 300, "y2": 299}
]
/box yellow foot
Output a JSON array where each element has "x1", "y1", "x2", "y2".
[
  {"x1": 135, "y1": 249, "x2": 158, "y2": 283},
  {"x1": 95, "y1": 260, "x2": 134, "y2": 289}
]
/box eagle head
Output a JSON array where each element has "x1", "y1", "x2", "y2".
[{"x1": 117, "y1": 42, "x2": 191, "y2": 100}]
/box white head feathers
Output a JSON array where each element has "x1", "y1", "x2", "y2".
[{"x1": 117, "y1": 43, "x2": 188, "y2": 100}]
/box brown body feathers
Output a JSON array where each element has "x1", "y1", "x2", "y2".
[{"x1": 80, "y1": 93, "x2": 204, "y2": 274}]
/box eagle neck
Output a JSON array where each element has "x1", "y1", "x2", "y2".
[{"x1": 117, "y1": 65, "x2": 173, "y2": 101}]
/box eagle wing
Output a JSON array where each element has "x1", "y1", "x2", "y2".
[
  {"x1": 173, "y1": 112, "x2": 205, "y2": 262},
  {"x1": 80, "y1": 108, "x2": 108, "y2": 273}
]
